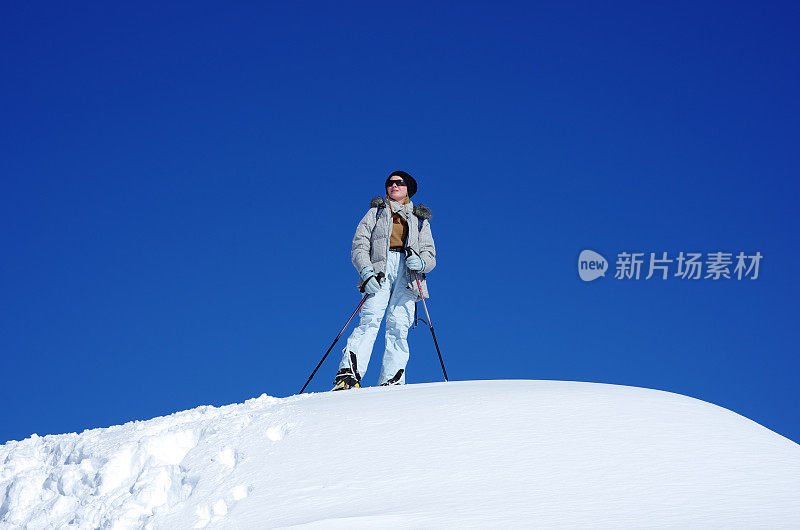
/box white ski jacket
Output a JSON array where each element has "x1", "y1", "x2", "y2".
[{"x1": 351, "y1": 197, "x2": 436, "y2": 300}]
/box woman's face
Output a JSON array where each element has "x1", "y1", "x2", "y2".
[{"x1": 386, "y1": 177, "x2": 408, "y2": 202}]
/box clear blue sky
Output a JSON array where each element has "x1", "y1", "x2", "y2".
[{"x1": 2, "y1": 2, "x2": 799, "y2": 444}]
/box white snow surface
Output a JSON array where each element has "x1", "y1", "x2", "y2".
[{"x1": 1, "y1": 380, "x2": 799, "y2": 529}]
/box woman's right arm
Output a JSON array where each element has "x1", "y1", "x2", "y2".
[{"x1": 351, "y1": 209, "x2": 376, "y2": 272}]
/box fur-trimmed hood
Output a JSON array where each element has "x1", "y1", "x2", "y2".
[{"x1": 370, "y1": 196, "x2": 432, "y2": 220}]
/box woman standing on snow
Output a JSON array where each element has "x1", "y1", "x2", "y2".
[{"x1": 333, "y1": 171, "x2": 436, "y2": 390}]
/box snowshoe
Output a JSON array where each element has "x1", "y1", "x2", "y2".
[{"x1": 331, "y1": 378, "x2": 361, "y2": 391}]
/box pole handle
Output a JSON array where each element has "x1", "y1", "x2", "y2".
[{"x1": 358, "y1": 271, "x2": 385, "y2": 293}]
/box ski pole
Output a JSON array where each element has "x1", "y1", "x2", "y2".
[
  {"x1": 299, "y1": 273, "x2": 383, "y2": 394},
  {"x1": 407, "y1": 250, "x2": 449, "y2": 382}
]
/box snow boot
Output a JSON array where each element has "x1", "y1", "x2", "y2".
[
  {"x1": 332, "y1": 352, "x2": 362, "y2": 391},
  {"x1": 332, "y1": 368, "x2": 361, "y2": 391},
  {"x1": 380, "y1": 369, "x2": 405, "y2": 386}
]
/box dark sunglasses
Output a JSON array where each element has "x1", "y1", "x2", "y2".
[{"x1": 386, "y1": 179, "x2": 407, "y2": 187}]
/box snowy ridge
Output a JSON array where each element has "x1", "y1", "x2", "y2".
[
  {"x1": 0, "y1": 394, "x2": 283, "y2": 528},
  {"x1": 2, "y1": 380, "x2": 799, "y2": 528}
]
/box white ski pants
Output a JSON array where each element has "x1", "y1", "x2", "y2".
[{"x1": 339, "y1": 251, "x2": 417, "y2": 385}]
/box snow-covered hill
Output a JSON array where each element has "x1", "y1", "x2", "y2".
[{"x1": 1, "y1": 380, "x2": 799, "y2": 528}]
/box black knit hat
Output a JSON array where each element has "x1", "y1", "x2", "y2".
[{"x1": 386, "y1": 170, "x2": 417, "y2": 198}]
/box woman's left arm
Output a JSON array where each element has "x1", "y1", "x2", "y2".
[{"x1": 418, "y1": 220, "x2": 436, "y2": 274}]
